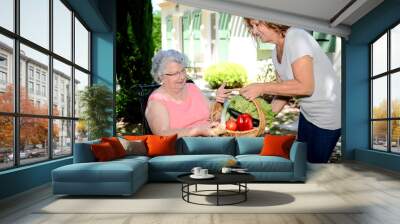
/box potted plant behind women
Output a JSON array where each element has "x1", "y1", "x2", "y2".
[{"x1": 79, "y1": 84, "x2": 113, "y2": 140}]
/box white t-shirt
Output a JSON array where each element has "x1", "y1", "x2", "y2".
[{"x1": 272, "y1": 27, "x2": 341, "y2": 130}]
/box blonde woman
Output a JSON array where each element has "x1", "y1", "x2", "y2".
[{"x1": 240, "y1": 19, "x2": 341, "y2": 163}]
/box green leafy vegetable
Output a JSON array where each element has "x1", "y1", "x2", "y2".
[{"x1": 228, "y1": 95, "x2": 276, "y2": 128}]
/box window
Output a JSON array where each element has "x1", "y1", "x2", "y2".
[
  {"x1": 0, "y1": 0, "x2": 14, "y2": 32},
  {"x1": 53, "y1": 0, "x2": 72, "y2": 60},
  {"x1": 53, "y1": 59, "x2": 72, "y2": 117},
  {"x1": 42, "y1": 85, "x2": 46, "y2": 97},
  {"x1": 28, "y1": 67, "x2": 34, "y2": 80},
  {"x1": 36, "y1": 83, "x2": 40, "y2": 95},
  {"x1": 20, "y1": 0, "x2": 49, "y2": 49},
  {"x1": 28, "y1": 81, "x2": 34, "y2": 94},
  {"x1": 370, "y1": 23, "x2": 400, "y2": 154},
  {"x1": 0, "y1": 55, "x2": 7, "y2": 67},
  {"x1": 0, "y1": 71, "x2": 6, "y2": 85},
  {"x1": 75, "y1": 17, "x2": 89, "y2": 70},
  {"x1": 35, "y1": 70, "x2": 41, "y2": 81},
  {"x1": 0, "y1": 0, "x2": 91, "y2": 170},
  {"x1": 0, "y1": 34, "x2": 13, "y2": 113},
  {"x1": 0, "y1": 54, "x2": 7, "y2": 87}
]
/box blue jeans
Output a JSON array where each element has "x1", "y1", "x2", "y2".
[{"x1": 297, "y1": 113, "x2": 341, "y2": 163}]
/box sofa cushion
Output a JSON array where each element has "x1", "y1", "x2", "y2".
[
  {"x1": 148, "y1": 154, "x2": 235, "y2": 172},
  {"x1": 123, "y1": 135, "x2": 149, "y2": 141},
  {"x1": 260, "y1": 134, "x2": 296, "y2": 159},
  {"x1": 91, "y1": 142, "x2": 118, "y2": 161},
  {"x1": 119, "y1": 138, "x2": 147, "y2": 156},
  {"x1": 74, "y1": 140, "x2": 101, "y2": 163},
  {"x1": 147, "y1": 134, "x2": 177, "y2": 157},
  {"x1": 177, "y1": 137, "x2": 236, "y2": 155},
  {"x1": 101, "y1": 137, "x2": 127, "y2": 158},
  {"x1": 52, "y1": 159, "x2": 147, "y2": 183},
  {"x1": 115, "y1": 155, "x2": 150, "y2": 163},
  {"x1": 235, "y1": 137, "x2": 264, "y2": 155},
  {"x1": 236, "y1": 155, "x2": 293, "y2": 172}
]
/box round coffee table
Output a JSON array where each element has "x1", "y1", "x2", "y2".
[{"x1": 177, "y1": 172, "x2": 255, "y2": 206}]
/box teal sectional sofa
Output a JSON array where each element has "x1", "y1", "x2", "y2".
[{"x1": 52, "y1": 137, "x2": 307, "y2": 196}]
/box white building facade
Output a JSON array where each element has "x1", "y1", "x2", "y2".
[{"x1": 158, "y1": 1, "x2": 341, "y2": 82}]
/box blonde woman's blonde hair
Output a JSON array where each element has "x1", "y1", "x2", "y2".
[{"x1": 243, "y1": 18, "x2": 290, "y2": 38}]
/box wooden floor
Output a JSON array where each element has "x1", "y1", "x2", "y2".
[{"x1": 1, "y1": 162, "x2": 400, "y2": 224}]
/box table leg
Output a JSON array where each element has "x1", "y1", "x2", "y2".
[
  {"x1": 217, "y1": 184, "x2": 219, "y2": 206},
  {"x1": 245, "y1": 183, "x2": 247, "y2": 201}
]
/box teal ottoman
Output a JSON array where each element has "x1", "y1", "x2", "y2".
[{"x1": 52, "y1": 156, "x2": 148, "y2": 196}]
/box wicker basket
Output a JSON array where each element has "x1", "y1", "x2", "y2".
[{"x1": 211, "y1": 99, "x2": 266, "y2": 137}]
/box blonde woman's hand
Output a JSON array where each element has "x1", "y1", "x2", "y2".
[{"x1": 240, "y1": 83, "x2": 265, "y2": 100}]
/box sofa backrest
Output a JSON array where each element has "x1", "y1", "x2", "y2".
[
  {"x1": 73, "y1": 140, "x2": 100, "y2": 163},
  {"x1": 176, "y1": 137, "x2": 236, "y2": 155},
  {"x1": 235, "y1": 137, "x2": 264, "y2": 155}
]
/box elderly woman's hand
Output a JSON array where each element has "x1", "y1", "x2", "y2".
[{"x1": 215, "y1": 83, "x2": 231, "y2": 103}]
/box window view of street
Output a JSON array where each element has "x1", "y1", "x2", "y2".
[
  {"x1": 0, "y1": 0, "x2": 90, "y2": 170},
  {"x1": 371, "y1": 24, "x2": 400, "y2": 154}
]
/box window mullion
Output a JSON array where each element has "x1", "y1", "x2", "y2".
[
  {"x1": 387, "y1": 29, "x2": 391, "y2": 152},
  {"x1": 13, "y1": 0, "x2": 20, "y2": 167},
  {"x1": 49, "y1": 0, "x2": 53, "y2": 160},
  {"x1": 71, "y1": 11, "x2": 76, "y2": 154}
]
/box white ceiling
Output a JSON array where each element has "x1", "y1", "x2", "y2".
[{"x1": 169, "y1": 0, "x2": 384, "y2": 38}]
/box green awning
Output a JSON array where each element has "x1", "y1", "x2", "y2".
[
  {"x1": 192, "y1": 10, "x2": 201, "y2": 39},
  {"x1": 218, "y1": 12, "x2": 231, "y2": 39},
  {"x1": 313, "y1": 32, "x2": 336, "y2": 53}
]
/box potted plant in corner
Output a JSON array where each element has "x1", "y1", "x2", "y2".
[{"x1": 79, "y1": 84, "x2": 113, "y2": 140}]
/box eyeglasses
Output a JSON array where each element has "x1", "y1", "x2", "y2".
[{"x1": 163, "y1": 69, "x2": 187, "y2": 77}]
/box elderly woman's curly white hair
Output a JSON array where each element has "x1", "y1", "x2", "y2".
[{"x1": 151, "y1": 49, "x2": 188, "y2": 84}]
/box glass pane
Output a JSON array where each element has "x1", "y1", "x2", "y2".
[
  {"x1": 391, "y1": 72, "x2": 400, "y2": 118},
  {"x1": 0, "y1": 34, "x2": 14, "y2": 112},
  {"x1": 372, "y1": 121, "x2": 388, "y2": 151},
  {"x1": 20, "y1": 117, "x2": 49, "y2": 165},
  {"x1": 391, "y1": 24, "x2": 400, "y2": 70},
  {"x1": 0, "y1": 0, "x2": 14, "y2": 31},
  {"x1": 391, "y1": 120, "x2": 400, "y2": 153},
  {"x1": 20, "y1": 44, "x2": 49, "y2": 115},
  {"x1": 0, "y1": 116, "x2": 13, "y2": 170},
  {"x1": 372, "y1": 33, "x2": 387, "y2": 76},
  {"x1": 372, "y1": 77, "x2": 387, "y2": 119},
  {"x1": 53, "y1": 59, "x2": 72, "y2": 117},
  {"x1": 53, "y1": 0, "x2": 72, "y2": 60},
  {"x1": 74, "y1": 69, "x2": 89, "y2": 118},
  {"x1": 53, "y1": 119, "x2": 72, "y2": 158},
  {"x1": 20, "y1": 0, "x2": 49, "y2": 49},
  {"x1": 74, "y1": 18, "x2": 89, "y2": 70},
  {"x1": 75, "y1": 120, "x2": 88, "y2": 143}
]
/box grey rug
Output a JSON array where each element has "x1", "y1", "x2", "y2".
[{"x1": 38, "y1": 183, "x2": 361, "y2": 214}]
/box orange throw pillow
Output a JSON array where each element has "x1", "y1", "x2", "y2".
[
  {"x1": 91, "y1": 142, "x2": 118, "y2": 161},
  {"x1": 146, "y1": 134, "x2": 177, "y2": 157},
  {"x1": 124, "y1": 135, "x2": 149, "y2": 141},
  {"x1": 101, "y1": 137, "x2": 126, "y2": 158},
  {"x1": 260, "y1": 134, "x2": 296, "y2": 159}
]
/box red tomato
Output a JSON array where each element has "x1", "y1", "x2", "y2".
[
  {"x1": 226, "y1": 119, "x2": 237, "y2": 131},
  {"x1": 237, "y1": 113, "x2": 253, "y2": 131}
]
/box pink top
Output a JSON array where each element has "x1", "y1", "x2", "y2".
[{"x1": 148, "y1": 83, "x2": 210, "y2": 129}]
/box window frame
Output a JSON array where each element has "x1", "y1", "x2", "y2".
[
  {"x1": 370, "y1": 20, "x2": 400, "y2": 154},
  {"x1": 0, "y1": 0, "x2": 92, "y2": 171}
]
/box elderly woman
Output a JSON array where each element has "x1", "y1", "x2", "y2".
[{"x1": 145, "y1": 49, "x2": 229, "y2": 137}]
